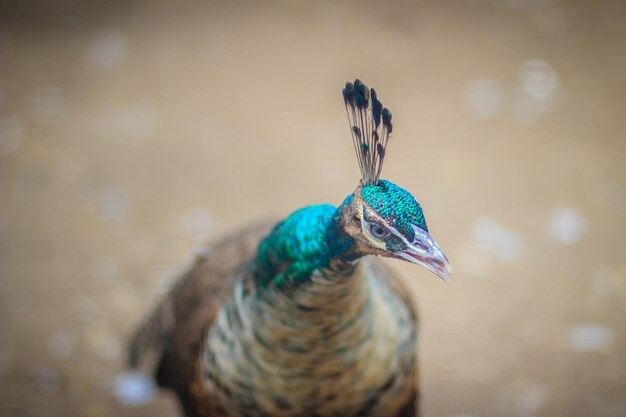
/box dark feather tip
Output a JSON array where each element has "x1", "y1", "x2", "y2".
[
  {"x1": 382, "y1": 108, "x2": 391, "y2": 125},
  {"x1": 355, "y1": 91, "x2": 365, "y2": 108},
  {"x1": 343, "y1": 83, "x2": 355, "y2": 106},
  {"x1": 352, "y1": 126, "x2": 361, "y2": 138},
  {"x1": 342, "y1": 88, "x2": 351, "y2": 104},
  {"x1": 373, "y1": 100, "x2": 382, "y2": 128},
  {"x1": 353, "y1": 79, "x2": 369, "y2": 108},
  {"x1": 376, "y1": 142, "x2": 385, "y2": 158}
]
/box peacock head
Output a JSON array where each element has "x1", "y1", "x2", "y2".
[{"x1": 339, "y1": 79, "x2": 452, "y2": 281}]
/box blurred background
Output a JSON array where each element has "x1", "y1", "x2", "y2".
[{"x1": 1, "y1": 0, "x2": 625, "y2": 416}]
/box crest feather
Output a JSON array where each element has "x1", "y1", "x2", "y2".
[{"x1": 342, "y1": 79, "x2": 393, "y2": 185}]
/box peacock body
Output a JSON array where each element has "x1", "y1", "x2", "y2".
[{"x1": 129, "y1": 80, "x2": 451, "y2": 417}]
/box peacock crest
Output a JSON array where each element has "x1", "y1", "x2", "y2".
[{"x1": 342, "y1": 79, "x2": 393, "y2": 186}]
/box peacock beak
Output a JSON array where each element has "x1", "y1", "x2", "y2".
[{"x1": 396, "y1": 225, "x2": 452, "y2": 282}]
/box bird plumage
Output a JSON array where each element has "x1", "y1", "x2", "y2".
[{"x1": 129, "y1": 80, "x2": 451, "y2": 417}]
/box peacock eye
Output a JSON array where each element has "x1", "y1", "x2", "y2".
[{"x1": 368, "y1": 222, "x2": 389, "y2": 240}]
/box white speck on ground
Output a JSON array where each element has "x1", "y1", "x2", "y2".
[
  {"x1": 549, "y1": 208, "x2": 587, "y2": 244},
  {"x1": 113, "y1": 372, "x2": 156, "y2": 406},
  {"x1": 520, "y1": 59, "x2": 558, "y2": 102},
  {"x1": 93, "y1": 186, "x2": 130, "y2": 222},
  {"x1": 514, "y1": 59, "x2": 559, "y2": 123},
  {"x1": 568, "y1": 323, "x2": 613, "y2": 352},
  {"x1": 88, "y1": 29, "x2": 127, "y2": 68}
]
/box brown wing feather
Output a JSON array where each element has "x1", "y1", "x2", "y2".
[{"x1": 128, "y1": 221, "x2": 274, "y2": 404}]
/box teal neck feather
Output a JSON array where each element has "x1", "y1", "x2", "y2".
[{"x1": 252, "y1": 197, "x2": 357, "y2": 288}]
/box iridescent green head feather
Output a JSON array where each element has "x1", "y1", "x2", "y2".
[{"x1": 361, "y1": 179, "x2": 428, "y2": 239}]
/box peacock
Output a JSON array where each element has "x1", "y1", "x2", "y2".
[{"x1": 129, "y1": 79, "x2": 452, "y2": 417}]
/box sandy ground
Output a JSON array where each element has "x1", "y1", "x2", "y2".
[{"x1": 1, "y1": 1, "x2": 625, "y2": 416}]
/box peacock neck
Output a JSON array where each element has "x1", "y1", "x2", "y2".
[
  {"x1": 202, "y1": 259, "x2": 416, "y2": 417},
  {"x1": 251, "y1": 198, "x2": 360, "y2": 289}
]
